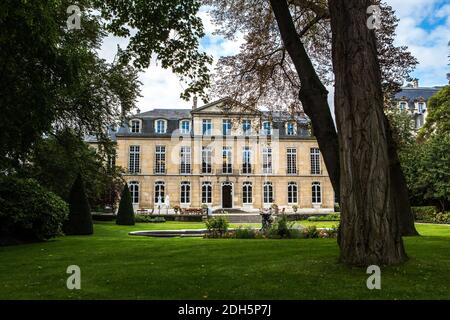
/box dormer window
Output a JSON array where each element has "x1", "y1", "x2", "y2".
[
  {"x1": 262, "y1": 121, "x2": 272, "y2": 135},
  {"x1": 418, "y1": 102, "x2": 425, "y2": 113},
  {"x1": 130, "y1": 119, "x2": 141, "y2": 133},
  {"x1": 286, "y1": 122, "x2": 296, "y2": 136},
  {"x1": 180, "y1": 120, "x2": 191, "y2": 134},
  {"x1": 399, "y1": 101, "x2": 407, "y2": 111},
  {"x1": 155, "y1": 119, "x2": 167, "y2": 134}
]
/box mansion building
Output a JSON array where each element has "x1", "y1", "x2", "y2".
[
  {"x1": 100, "y1": 98, "x2": 334, "y2": 212},
  {"x1": 393, "y1": 79, "x2": 442, "y2": 130}
]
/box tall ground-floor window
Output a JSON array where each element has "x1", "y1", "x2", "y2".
[
  {"x1": 288, "y1": 182, "x2": 298, "y2": 204},
  {"x1": 312, "y1": 182, "x2": 321, "y2": 204},
  {"x1": 180, "y1": 181, "x2": 191, "y2": 204},
  {"x1": 263, "y1": 182, "x2": 273, "y2": 204},
  {"x1": 242, "y1": 182, "x2": 252, "y2": 204},
  {"x1": 128, "y1": 181, "x2": 139, "y2": 204},
  {"x1": 202, "y1": 182, "x2": 212, "y2": 204},
  {"x1": 154, "y1": 181, "x2": 165, "y2": 204}
]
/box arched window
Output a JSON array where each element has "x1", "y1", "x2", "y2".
[
  {"x1": 155, "y1": 119, "x2": 167, "y2": 134},
  {"x1": 202, "y1": 182, "x2": 212, "y2": 204},
  {"x1": 130, "y1": 119, "x2": 141, "y2": 133},
  {"x1": 263, "y1": 182, "x2": 273, "y2": 204},
  {"x1": 288, "y1": 182, "x2": 298, "y2": 204},
  {"x1": 180, "y1": 119, "x2": 191, "y2": 134},
  {"x1": 128, "y1": 181, "x2": 139, "y2": 204},
  {"x1": 243, "y1": 182, "x2": 252, "y2": 204},
  {"x1": 312, "y1": 182, "x2": 321, "y2": 204},
  {"x1": 180, "y1": 181, "x2": 190, "y2": 204},
  {"x1": 154, "y1": 181, "x2": 165, "y2": 204}
]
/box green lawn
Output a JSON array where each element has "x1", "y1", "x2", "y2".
[{"x1": 0, "y1": 221, "x2": 449, "y2": 299}]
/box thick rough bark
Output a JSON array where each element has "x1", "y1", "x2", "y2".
[
  {"x1": 385, "y1": 116, "x2": 419, "y2": 236},
  {"x1": 269, "y1": 0, "x2": 340, "y2": 200},
  {"x1": 329, "y1": 0, "x2": 407, "y2": 265}
]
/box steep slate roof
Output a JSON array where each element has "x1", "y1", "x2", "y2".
[
  {"x1": 394, "y1": 87, "x2": 442, "y2": 101},
  {"x1": 135, "y1": 108, "x2": 192, "y2": 119}
]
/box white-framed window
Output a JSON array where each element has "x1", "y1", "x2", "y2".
[
  {"x1": 243, "y1": 182, "x2": 253, "y2": 204},
  {"x1": 129, "y1": 145, "x2": 140, "y2": 174},
  {"x1": 262, "y1": 147, "x2": 272, "y2": 174},
  {"x1": 287, "y1": 148, "x2": 297, "y2": 174},
  {"x1": 154, "y1": 145, "x2": 166, "y2": 174},
  {"x1": 155, "y1": 119, "x2": 167, "y2": 134},
  {"x1": 288, "y1": 182, "x2": 298, "y2": 204},
  {"x1": 286, "y1": 122, "x2": 296, "y2": 135},
  {"x1": 312, "y1": 182, "x2": 321, "y2": 204},
  {"x1": 418, "y1": 102, "x2": 425, "y2": 113},
  {"x1": 180, "y1": 119, "x2": 191, "y2": 134},
  {"x1": 310, "y1": 147, "x2": 321, "y2": 175},
  {"x1": 399, "y1": 101, "x2": 407, "y2": 111},
  {"x1": 154, "y1": 181, "x2": 165, "y2": 204},
  {"x1": 242, "y1": 120, "x2": 252, "y2": 135},
  {"x1": 222, "y1": 119, "x2": 232, "y2": 135},
  {"x1": 263, "y1": 181, "x2": 273, "y2": 204},
  {"x1": 128, "y1": 181, "x2": 139, "y2": 204},
  {"x1": 202, "y1": 146, "x2": 212, "y2": 174},
  {"x1": 202, "y1": 182, "x2": 212, "y2": 204},
  {"x1": 130, "y1": 119, "x2": 141, "y2": 133},
  {"x1": 242, "y1": 146, "x2": 252, "y2": 174},
  {"x1": 262, "y1": 121, "x2": 272, "y2": 135},
  {"x1": 180, "y1": 146, "x2": 191, "y2": 174},
  {"x1": 180, "y1": 181, "x2": 190, "y2": 204},
  {"x1": 222, "y1": 146, "x2": 232, "y2": 174},
  {"x1": 202, "y1": 119, "x2": 212, "y2": 135}
]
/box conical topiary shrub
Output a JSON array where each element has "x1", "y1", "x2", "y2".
[
  {"x1": 64, "y1": 174, "x2": 93, "y2": 235},
  {"x1": 116, "y1": 184, "x2": 135, "y2": 225}
]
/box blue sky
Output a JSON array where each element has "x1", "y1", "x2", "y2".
[{"x1": 99, "y1": 0, "x2": 450, "y2": 112}]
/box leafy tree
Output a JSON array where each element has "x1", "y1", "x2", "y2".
[
  {"x1": 64, "y1": 174, "x2": 93, "y2": 235},
  {"x1": 385, "y1": 108, "x2": 415, "y2": 149},
  {"x1": 1, "y1": 0, "x2": 210, "y2": 168},
  {"x1": 21, "y1": 129, "x2": 124, "y2": 210},
  {"x1": 419, "y1": 85, "x2": 450, "y2": 139},
  {"x1": 206, "y1": 0, "x2": 417, "y2": 238},
  {"x1": 116, "y1": 184, "x2": 135, "y2": 226}
]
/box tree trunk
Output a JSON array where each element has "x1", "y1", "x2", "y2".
[
  {"x1": 328, "y1": 0, "x2": 407, "y2": 265},
  {"x1": 269, "y1": 0, "x2": 340, "y2": 200},
  {"x1": 269, "y1": 0, "x2": 417, "y2": 237},
  {"x1": 385, "y1": 116, "x2": 418, "y2": 235}
]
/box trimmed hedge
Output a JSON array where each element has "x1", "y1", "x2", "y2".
[
  {"x1": 0, "y1": 176, "x2": 68, "y2": 244},
  {"x1": 307, "y1": 214, "x2": 340, "y2": 222},
  {"x1": 64, "y1": 174, "x2": 93, "y2": 235},
  {"x1": 412, "y1": 206, "x2": 450, "y2": 224},
  {"x1": 134, "y1": 215, "x2": 166, "y2": 223},
  {"x1": 116, "y1": 184, "x2": 135, "y2": 225}
]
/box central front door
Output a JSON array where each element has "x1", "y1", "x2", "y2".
[{"x1": 222, "y1": 184, "x2": 232, "y2": 208}]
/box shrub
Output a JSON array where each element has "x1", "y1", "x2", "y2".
[
  {"x1": 303, "y1": 226, "x2": 319, "y2": 238},
  {"x1": 274, "y1": 214, "x2": 293, "y2": 238},
  {"x1": 64, "y1": 174, "x2": 93, "y2": 235},
  {"x1": 412, "y1": 206, "x2": 437, "y2": 222},
  {"x1": 292, "y1": 204, "x2": 298, "y2": 212},
  {"x1": 205, "y1": 216, "x2": 229, "y2": 238},
  {"x1": 116, "y1": 184, "x2": 135, "y2": 225},
  {"x1": 334, "y1": 203, "x2": 340, "y2": 213},
  {"x1": 433, "y1": 212, "x2": 450, "y2": 224},
  {"x1": 134, "y1": 215, "x2": 166, "y2": 223},
  {"x1": 234, "y1": 227, "x2": 258, "y2": 239},
  {"x1": 0, "y1": 176, "x2": 68, "y2": 244},
  {"x1": 318, "y1": 227, "x2": 338, "y2": 238}
]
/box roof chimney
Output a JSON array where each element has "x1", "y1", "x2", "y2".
[
  {"x1": 412, "y1": 79, "x2": 419, "y2": 88},
  {"x1": 192, "y1": 96, "x2": 198, "y2": 110}
]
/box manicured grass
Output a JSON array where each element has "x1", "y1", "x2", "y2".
[{"x1": 0, "y1": 221, "x2": 449, "y2": 299}]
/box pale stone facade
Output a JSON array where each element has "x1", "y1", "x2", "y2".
[{"x1": 112, "y1": 98, "x2": 334, "y2": 212}]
